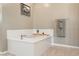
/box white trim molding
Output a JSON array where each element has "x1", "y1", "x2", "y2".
[
  {"x1": 0, "y1": 51, "x2": 8, "y2": 54},
  {"x1": 52, "y1": 43, "x2": 79, "y2": 49}
]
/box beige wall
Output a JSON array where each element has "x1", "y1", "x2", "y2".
[
  {"x1": 33, "y1": 3, "x2": 53, "y2": 29},
  {"x1": 0, "y1": 5, "x2": 2, "y2": 51},
  {"x1": 2, "y1": 3, "x2": 33, "y2": 29},
  {"x1": 0, "y1": 3, "x2": 33, "y2": 51},
  {"x1": 33, "y1": 3, "x2": 70, "y2": 29},
  {"x1": 33, "y1": 3, "x2": 79, "y2": 47},
  {"x1": 64, "y1": 4, "x2": 79, "y2": 46},
  {"x1": 54, "y1": 4, "x2": 79, "y2": 47}
]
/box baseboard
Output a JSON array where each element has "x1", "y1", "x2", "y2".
[
  {"x1": 0, "y1": 51, "x2": 8, "y2": 54},
  {"x1": 52, "y1": 43, "x2": 79, "y2": 49}
]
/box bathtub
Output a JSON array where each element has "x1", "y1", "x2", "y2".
[{"x1": 7, "y1": 30, "x2": 52, "y2": 56}]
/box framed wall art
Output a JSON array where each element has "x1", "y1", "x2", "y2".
[
  {"x1": 20, "y1": 3, "x2": 31, "y2": 16},
  {"x1": 56, "y1": 19, "x2": 66, "y2": 37}
]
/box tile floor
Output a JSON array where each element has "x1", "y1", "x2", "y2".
[
  {"x1": 43, "y1": 46, "x2": 79, "y2": 56},
  {"x1": 0, "y1": 46, "x2": 79, "y2": 56}
]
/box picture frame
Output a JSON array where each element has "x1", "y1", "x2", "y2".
[
  {"x1": 56, "y1": 19, "x2": 66, "y2": 37},
  {"x1": 20, "y1": 3, "x2": 31, "y2": 16}
]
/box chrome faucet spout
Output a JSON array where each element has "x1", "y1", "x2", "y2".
[
  {"x1": 21, "y1": 34, "x2": 26, "y2": 40},
  {"x1": 21, "y1": 35, "x2": 23, "y2": 40}
]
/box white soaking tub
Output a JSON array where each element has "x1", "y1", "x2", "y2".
[{"x1": 7, "y1": 34, "x2": 51, "y2": 56}]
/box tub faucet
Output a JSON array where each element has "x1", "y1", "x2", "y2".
[
  {"x1": 21, "y1": 34, "x2": 26, "y2": 40},
  {"x1": 37, "y1": 29, "x2": 39, "y2": 34}
]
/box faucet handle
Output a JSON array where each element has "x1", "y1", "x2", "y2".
[
  {"x1": 20, "y1": 34, "x2": 23, "y2": 40},
  {"x1": 37, "y1": 29, "x2": 39, "y2": 33},
  {"x1": 21, "y1": 34, "x2": 27, "y2": 40},
  {"x1": 42, "y1": 32, "x2": 44, "y2": 35}
]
